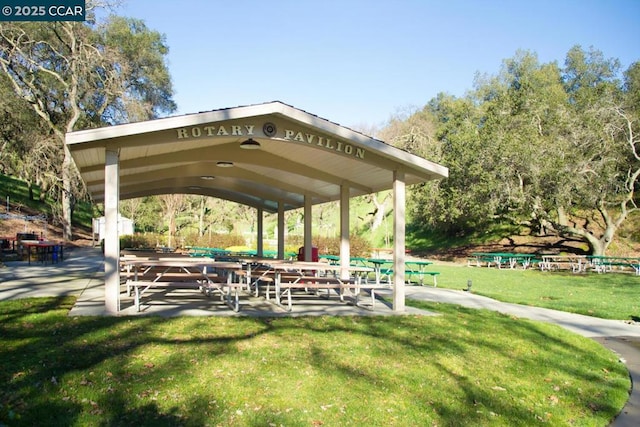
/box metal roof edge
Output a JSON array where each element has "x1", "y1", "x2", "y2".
[
  {"x1": 65, "y1": 101, "x2": 289, "y2": 145},
  {"x1": 272, "y1": 103, "x2": 449, "y2": 178}
]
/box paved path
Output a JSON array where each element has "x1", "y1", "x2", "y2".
[
  {"x1": 0, "y1": 247, "x2": 104, "y2": 300},
  {"x1": 0, "y1": 248, "x2": 638, "y2": 425}
]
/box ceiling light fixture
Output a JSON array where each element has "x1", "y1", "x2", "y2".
[
  {"x1": 216, "y1": 161, "x2": 234, "y2": 168},
  {"x1": 240, "y1": 138, "x2": 261, "y2": 149},
  {"x1": 200, "y1": 175, "x2": 215, "y2": 180}
]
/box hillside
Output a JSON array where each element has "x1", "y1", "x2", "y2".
[
  {"x1": 0, "y1": 204, "x2": 93, "y2": 247},
  {"x1": 0, "y1": 174, "x2": 93, "y2": 247}
]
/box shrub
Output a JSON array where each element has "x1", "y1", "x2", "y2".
[
  {"x1": 290, "y1": 235, "x2": 372, "y2": 258},
  {"x1": 181, "y1": 232, "x2": 246, "y2": 249},
  {"x1": 120, "y1": 234, "x2": 157, "y2": 249}
]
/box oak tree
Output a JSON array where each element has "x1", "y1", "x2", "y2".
[{"x1": 0, "y1": 4, "x2": 175, "y2": 239}]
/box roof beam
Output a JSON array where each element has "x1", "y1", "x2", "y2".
[
  {"x1": 80, "y1": 143, "x2": 372, "y2": 194},
  {"x1": 89, "y1": 162, "x2": 329, "y2": 201},
  {"x1": 115, "y1": 176, "x2": 306, "y2": 207},
  {"x1": 119, "y1": 187, "x2": 287, "y2": 213}
]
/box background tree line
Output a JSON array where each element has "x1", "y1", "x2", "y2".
[
  {"x1": 0, "y1": 4, "x2": 637, "y2": 256},
  {"x1": 382, "y1": 46, "x2": 639, "y2": 256}
]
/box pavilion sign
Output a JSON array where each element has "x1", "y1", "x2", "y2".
[{"x1": 175, "y1": 122, "x2": 365, "y2": 159}]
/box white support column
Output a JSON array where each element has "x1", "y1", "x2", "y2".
[
  {"x1": 304, "y1": 195, "x2": 312, "y2": 261},
  {"x1": 340, "y1": 184, "x2": 350, "y2": 280},
  {"x1": 277, "y1": 202, "x2": 285, "y2": 259},
  {"x1": 393, "y1": 169, "x2": 406, "y2": 312},
  {"x1": 256, "y1": 207, "x2": 263, "y2": 257},
  {"x1": 104, "y1": 149, "x2": 120, "y2": 315}
]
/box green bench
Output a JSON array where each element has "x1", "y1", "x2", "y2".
[
  {"x1": 380, "y1": 268, "x2": 440, "y2": 287},
  {"x1": 406, "y1": 270, "x2": 440, "y2": 286}
]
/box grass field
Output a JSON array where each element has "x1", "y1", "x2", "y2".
[
  {"x1": 425, "y1": 263, "x2": 640, "y2": 321},
  {"x1": 0, "y1": 297, "x2": 630, "y2": 426}
]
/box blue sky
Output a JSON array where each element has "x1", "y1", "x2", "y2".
[{"x1": 117, "y1": 0, "x2": 640, "y2": 129}]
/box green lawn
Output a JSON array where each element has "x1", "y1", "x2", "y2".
[
  {"x1": 428, "y1": 264, "x2": 640, "y2": 321},
  {"x1": 0, "y1": 297, "x2": 630, "y2": 426}
]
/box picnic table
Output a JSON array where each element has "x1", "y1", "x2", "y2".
[
  {"x1": 366, "y1": 258, "x2": 440, "y2": 286},
  {"x1": 122, "y1": 258, "x2": 245, "y2": 312},
  {"x1": 367, "y1": 258, "x2": 392, "y2": 285},
  {"x1": 0, "y1": 236, "x2": 16, "y2": 251},
  {"x1": 243, "y1": 260, "x2": 380, "y2": 311},
  {"x1": 587, "y1": 256, "x2": 640, "y2": 275},
  {"x1": 539, "y1": 255, "x2": 588, "y2": 273},
  {"x1": 405, "y1": 260, "x2": 439, "y2": 286},
  {"x1": 319, "y1": 254, "x2": 340, "y2": 264},
  {"x1": 349, "y1": 256, "x2": 370, "y2": 267},
  {"x1": 186, "y1": 246, "x2": 231, "y2": 258},
  {"x1": 469, "y1": 252, "x2": 537, "y2": 269},
  {"x1": 21, "y1": 240, "x2": 64, "y2": 265},
  {"x1": 272, "y1": 261, "x2": 378, "y2": 311}
]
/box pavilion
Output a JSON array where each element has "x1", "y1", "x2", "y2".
[{"x1": 65, "y1": 101, "x2": 449, "y2": 315}]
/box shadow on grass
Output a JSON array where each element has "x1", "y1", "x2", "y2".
[
  {"x1": 0, "y1": 297, "x2": 628, "y2": 426},
  {"x1": 305, "y1": 302, "x2": 625, "y2": 424}
]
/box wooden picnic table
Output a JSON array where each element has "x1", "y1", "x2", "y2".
[
  {"x1": 244, "y1": 261, "x2": 377, "y2": 311},
  {"x1": 121, "y1": 258, "x2": 245, "y2": 312},
  {"x1": 277, "y1": 262, "x2": 378, "y2": 311}
]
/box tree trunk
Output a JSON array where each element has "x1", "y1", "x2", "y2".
[
  {"x1": 589, "y1": 239, "x2": 608, "y2": 257},
  {"x1": 61, "y1": 146, "x2": 73, "y2": 241},
  {"x1": 370, "y1": 193, "x2": 390, "y2": 230},
  {"x1": 167, "y1": 212, "x2": 176, "y2": 249},
  {"x1": 552, "y1": 205, "x2": 621, "y2": 256},
  {"x1": 198, "y1": 197, "x2": 206, "y2": 237}
]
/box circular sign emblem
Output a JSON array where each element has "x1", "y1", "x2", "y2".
[{"x1": 263, "y1": 122, "x2": 277, "y2": 137}]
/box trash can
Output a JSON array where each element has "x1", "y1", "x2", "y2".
[{"x1": 297, "y1": 246, "x2": 318, "y2": 262}]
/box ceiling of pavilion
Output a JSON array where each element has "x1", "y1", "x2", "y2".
[{"x1": 65, "y1": 101, "x2": 449, "y2": 214}]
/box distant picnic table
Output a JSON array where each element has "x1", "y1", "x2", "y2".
[
  {"x1": 587, "y1": 256, "x2": 640, "y2": 275},
  {"x1": 469, "y1": 252, "x2": 537, "y2": 269},
  {"x1": 468, "y1": 252, "x2": 640, "y2": 275},
  {"x1": 539, "y1": 255, "x2": 588, "y2": 273}
]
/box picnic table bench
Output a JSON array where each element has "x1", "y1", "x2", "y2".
[
  {"x1": 276, "y1": 279, "x2": 390, "y2": 311},
  {"x1": 126, "y1": 278, "x2": 246, "y2": 312}
]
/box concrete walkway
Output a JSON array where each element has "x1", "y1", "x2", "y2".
[
  {"x1": 0, "y1": 246, "x2": 105, "y2": 300},
  {"x1": 0, "y1": 247, "x2": 638, "y2": 425}
]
